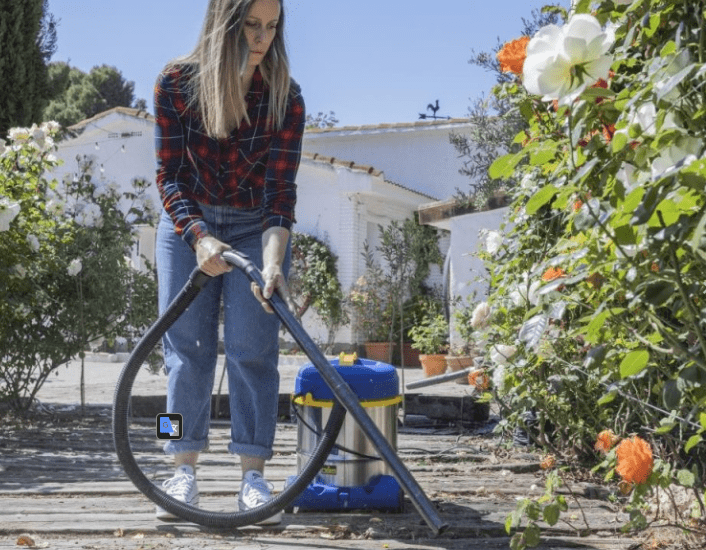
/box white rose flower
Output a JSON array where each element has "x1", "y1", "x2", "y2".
[
  {"x1": 485, "y1": 230, "x2": 503, "y2": 255},
  {"x1": 46, "y1": 199, "x2": 65, "y2": 217},
  {"x1": 31, "y1": 124, "x2": 46, "y2": 147},
  {"x1": 0, "y1": 138, "x2": 6, "y2": 156},
  {"x1": 0, "y1": 198, "x2": 21, "y2": 231},
  {"x1": 509, "y1": 279, "x2": 541, "y2": 307},
  {"x1": 490, "y1": 344, "x2": 517, "y2": 366},
  {"x1": 68, "y1": 258, "x2": 83, "y2": 277},
  {"x1": 75, "y1": 203, "x2": 102, "y2": 227},
  {"x1": 523, "y1": 14, "x2": 614, "y2": 103},
  {"x1": 492, "y1": 364, "x2": 506, "y2": 393},
  {"x1": 12, "y1": 264, "x2": 27, "y2": 279},
  {"x1": 470, "y1": 302, "x2": 492, "y2": 329},
  {"x1": 8, "y1": 127, "x2": 31, "y2": 143},
  {"x1": 41, "y1": 121, "x2": 61, "y2": 134},
  {"x1": 27, "y1": 234, "x2": 40, "y2": 252}
]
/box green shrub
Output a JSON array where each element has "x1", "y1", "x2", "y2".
[
  {"x1": 0, "y1": 122, "x2": 157, "y2": 410},
  {"x1": 475, "y1": 0, "x2": 706, "y2": 541}
]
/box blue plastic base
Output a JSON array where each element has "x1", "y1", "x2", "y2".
[{"x1": 285, "y1": 474, "x2": 404, "y2": 513}]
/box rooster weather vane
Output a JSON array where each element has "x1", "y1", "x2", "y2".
[{"x1": 418, "y1": 99, "x2": 450, "y2": 120}]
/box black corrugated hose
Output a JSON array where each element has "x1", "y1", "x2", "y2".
[{"x1": 112, "y1": 249, "x2": 446, "y2": 533}]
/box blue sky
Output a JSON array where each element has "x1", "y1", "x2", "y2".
[{"x1": 47, "y1": 0, "x2": 569, "y2": 127}]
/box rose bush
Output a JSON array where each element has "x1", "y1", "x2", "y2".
[
  {"x1": 0, "y1": 123, "x2": 157, "y2": 411},
  {"x1": 475, "y1": 0, "x2": 706, "y2": 543}
]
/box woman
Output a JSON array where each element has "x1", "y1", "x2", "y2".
[{"x1": 153, "y1": 0, "x2": 304, "y2": 524}]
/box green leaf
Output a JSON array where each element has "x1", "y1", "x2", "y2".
[
  {"x1": 700, "y1": 413, "x2": 706, "y2": 429},
  {"x1": 649, "y1": 199, "x2": 680, "y2": 227},
  {"x1": 662, "y1": 379, "x2": 681, "y2": 410},
  {"x1": 543, "y1": 504, "x2": 560, "y2": 526},
  {"x1": 620, "y1": 350, "x2": 650, "y2": 379},
  {"x1": 690, "y1": 210, "x2": 706, "y2": 256},
  {"x1": 526, "y1": 185, "x2": 559, "y2": 215},
  {"x1": 684, "y1": 435, "x2": 702, "y2": 453},
  {"x1": 660, "y1": 41, "x2": 676, "y2": 57},
  {"x1": 529, "y1": 145, "x2": 556, "y2": 166},
  {"x1": 597, "y1": 391, "x2": 617, "y2": 406},
  {"x1": 524, "y1": 523, "x2": 541, "y2": 547},
  {"x1": 514, "y1": 130, "x2": 529, "y2": 145},
  {"x1": 643, "y1": 281, "x2": 675, "y2": 307},
  {"x1": 489, "y1": 151, "x2": 525, "y2": 180},
  {"x1": 676, "y1": 469, "x2": 696, "y2": 488},
  {"x1": 656, "y1": 65, "x2": 694, "y2": 102},
  {"x1": 519, "y1": 314, "x2": 548, "y2": 350},
  {"x1": 644, "y1": 13, "x2": 660, "y2": 38},
  {"x1": 655, "y1": 422, "x2": 676, "y2": 434},
  {"x1": 612, "y1": 131, "x2": 628, "y2": 153},
  {"x1": 505, "y1": 514, "x2": 514, "y2": 535}
]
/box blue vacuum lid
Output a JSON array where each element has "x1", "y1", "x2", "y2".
[{"x1": 295, "y1": 358, "x2": 399, "y2": 401}]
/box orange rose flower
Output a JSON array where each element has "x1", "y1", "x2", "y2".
[
  {"x1": 542, "y1": 267, "x2": 566, "y2": 282},
  {"x1": 615, "y1": 436, "x2": 653, "y2": 485},
  {"x1": 468, "y1": 369, "x2": 490, "y2": 390},
  {"x1": 540, "y1": 454, "x2": 556, "y2": 470},
  {"x1": 497, "y1": 36, "x2": 530, "y2": 75},
  {"x1": 594, "y1": 429, "x2": 619, "y2": 453}
]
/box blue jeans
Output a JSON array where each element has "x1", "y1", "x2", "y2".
[{"x1": 155, "y1": 205, "x2": 290, "y2": 460}]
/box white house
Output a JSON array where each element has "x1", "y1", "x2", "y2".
[
  {"x1": 51, "y1": 108, "x2": 453, "y2": 346},
  {"x1": 303, "y1": 119, "x2": 476, "y2": 200}
]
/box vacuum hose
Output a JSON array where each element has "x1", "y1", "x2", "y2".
[{"x1": 113, "y1": 249, "x2": 447, "y2": 533}]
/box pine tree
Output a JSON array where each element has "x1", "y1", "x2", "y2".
[{"x1": 0, "y1": 0, "x2": 50, "y2": 138}]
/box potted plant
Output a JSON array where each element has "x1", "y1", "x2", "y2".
[
  {"x1": 446, "y1": 304, "x2": 479, "y2": 384},
  {"x1": 408, "y1": 312, "x2": 449, "y2": 377},
  {"x1": 348, "y1": 257, "x2": 395, "y2": 363}
]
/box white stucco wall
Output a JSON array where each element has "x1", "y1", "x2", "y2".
[
  {"x1": 444, "y1": 207, "x2": 510, "y2": 349},
  {"x1": 294, "y1": 156, "x2": 437, "y2": 347},
  {"x1": 52, "y1": 112, "x2": 159, "y2": 271},
  {"x1": 303, "y1": 120, "x2": 476, "y2": 200}
]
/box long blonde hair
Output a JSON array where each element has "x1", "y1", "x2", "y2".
[{"x1": 170, "y1": 0, "x2": 291, "y2": 138}]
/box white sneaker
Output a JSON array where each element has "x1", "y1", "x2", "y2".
[
  {"x1": 155, "y1": 465, "x2": 200, "y2": 520},
  {"x1": 237, "y1": 470, "x2": 282, "y2": 525}
]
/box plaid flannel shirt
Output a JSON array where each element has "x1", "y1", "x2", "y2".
[{"x1": 154, "y1": 65, "x2": 305, "y2": 248}]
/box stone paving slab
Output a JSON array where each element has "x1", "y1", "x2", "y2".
[{"x1": 0, "y1": 402, "x2": 641, "y2": 550}]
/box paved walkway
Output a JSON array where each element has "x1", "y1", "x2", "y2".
[
  {"x1": 0, "y1": 354, "x2": 642, "y2": 549},
  {"x1": 33, "y1": 352, "x2": 473, "y2": 407}
]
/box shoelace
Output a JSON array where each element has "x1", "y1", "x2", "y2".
[
  {"x1": 162, "y1": 473, "x2": 195, "y2": 500},
  {"x1": 243, "y1": 477, "x2": 274, "y2": 506}
]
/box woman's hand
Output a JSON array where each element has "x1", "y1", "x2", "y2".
[
  {"x1": 251, "y1": 264, "x2": 294, "y2": 314},
  {"x1": 195, "y1": 235, "x2": 232, "y2": 277},
  {"x1": 251, "y1": 227, "x2": 295, "y2": 314}
]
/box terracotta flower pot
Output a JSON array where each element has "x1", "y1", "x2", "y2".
[
  {"x1": 363, "y1": 342, "x2": 396, "y2": 364},
  {"x1": 419, "y1": 354, "x2": 447, "y2": 378},
  {"x1": 401, "y1": 343, "x2": 421, "y2": 368},
  {"x1": 445, "y1": 355, "x2": 473, "y2": 384}
]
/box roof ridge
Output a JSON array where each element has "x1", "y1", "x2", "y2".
[
  {"x1": 305, "y1": 117, "x2": 472, "y2": 134},
  {"x1": 301, "y1": 151, "x2": 437, "y2": 201},
  {"x1": 67, "y1": 106, "x2": 155, "y2": 132}
]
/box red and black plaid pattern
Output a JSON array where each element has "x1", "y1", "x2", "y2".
[{"x1": 154, "y1": 64, "x2": 305, "y2": 248}]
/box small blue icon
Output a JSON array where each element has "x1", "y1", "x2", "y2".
[{"x1": 157, "y1": 414, "x2": 183, "y2": 440}]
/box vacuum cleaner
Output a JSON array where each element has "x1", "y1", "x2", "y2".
[
  {"x1": 112, "y1": 248, "x2": 446, "y2": 533},
  {"x1": 286, "y1": 355, "x2": 404, "y2": 512}
]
